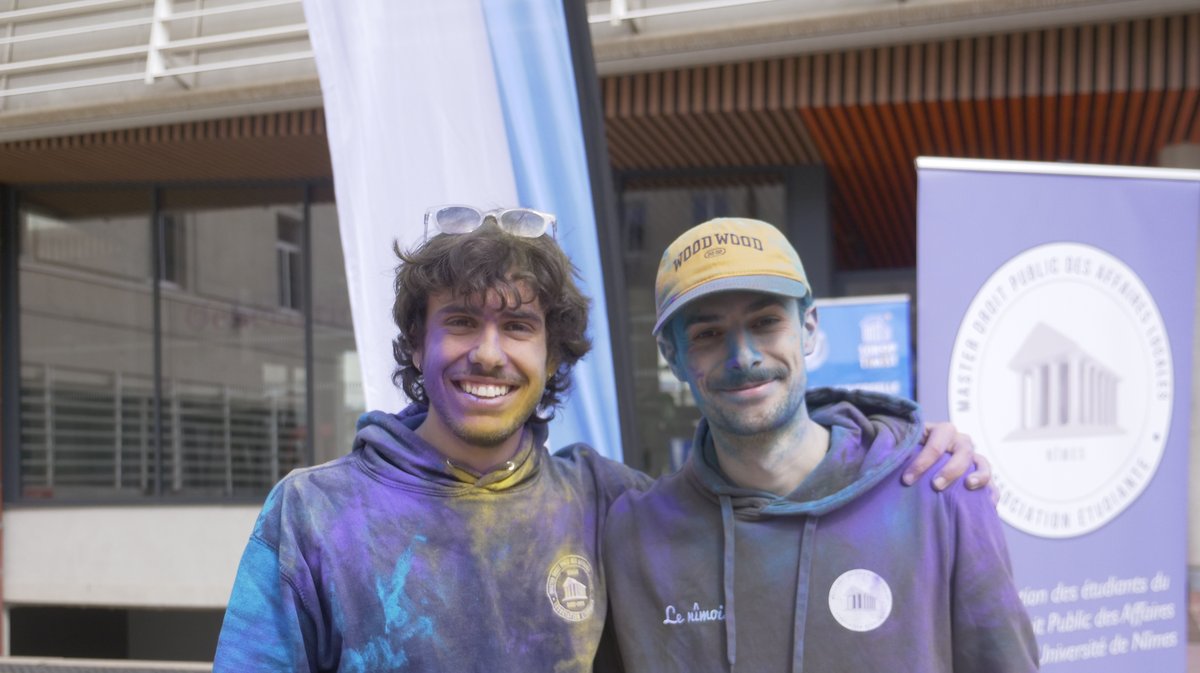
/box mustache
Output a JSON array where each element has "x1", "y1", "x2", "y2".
[
  {"x1": 457, "y1": 364, "x2": 526, "y2": 386},
  {"x1": 709, "y1": 367, "x2": 785, "y2": 391}
]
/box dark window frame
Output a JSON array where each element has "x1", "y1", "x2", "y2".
[
  {"x1": 157, "y1": 212, "x2": 186, "y2": 288},
  {"x1": 612, "y1": 165, "x2": 825, "y2": 473},
  {"x1": 276, "y1": 212, "x2": 304, "y2": 311},
  {"x1": 0, "y1": 178, "x2": 329, "y2": 506}
]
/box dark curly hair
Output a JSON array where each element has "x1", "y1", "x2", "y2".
[{"x1": 391, "y1": 223, "x2": 592, "y2": 421}]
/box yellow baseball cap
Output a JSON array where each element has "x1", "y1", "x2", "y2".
[{"x1": 653, "y1": 217, "x2": 811, "y2": 335}]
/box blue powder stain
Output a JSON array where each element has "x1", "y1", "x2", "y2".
[
  {"x1": 341, "y1": 641, "x2": 408, "y2": 672},
  {"x1": 379, "y1": 535, "x2": 433, "y2": 635},
  {"x1": 343, "y1": 535, "x2": 439, "y2": 668},
  {"x1": 217, "y1": 540, "x2": 292, "y2": 668}
]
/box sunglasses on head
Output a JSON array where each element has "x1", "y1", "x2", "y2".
[{"x1": 423, "y1": 205, "x2": 557, "y2": 240}]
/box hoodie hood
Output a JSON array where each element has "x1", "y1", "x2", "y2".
[
  {"x1": 684, "y1": 387, "x2": 923, "y2": 671},
  {"x1": 350, "y1": 404, "x2": 546, "y2": 495},
  {"x1": 602, "y1": 385, "x2": 1037, "y2": 673},
  {"x1": 687, "y1": 386, "x2": 924, "y2": 517}
]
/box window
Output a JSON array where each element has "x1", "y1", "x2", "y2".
[
  {"x1": 276, "y1": 214, "x2": 303, "y2": 310},
  {"x1": 158, "y1": 214, "x2": 186, "y2": 287},
  {"x1": 6, "y1": 183, "x2": 358, "y2": 502},
  {"x1": 691, "y1": 190, "x2": 731, "y2": 223},
  {"x1": 617, "y1": 176, "x2": 787, "y2": 475}
]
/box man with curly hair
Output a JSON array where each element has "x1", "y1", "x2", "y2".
[{"x1": 214, "y1": 207, "x2": 985, "y2": 672}]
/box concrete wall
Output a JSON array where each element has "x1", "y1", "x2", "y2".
[{"x1": 4, "y1": 507, "x2": 259, "y2": 608}]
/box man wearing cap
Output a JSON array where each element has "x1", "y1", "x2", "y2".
[
  {"x1": 214, "y1": 207, "x2": 992, "y2": 671},
  {"x1": 602, "y1": 217, "x2": 1038, "y2": 672}
]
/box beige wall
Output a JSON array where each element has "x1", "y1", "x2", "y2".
[{"x1": 4, "y1": 507, "x2": 259, "y2": 607}]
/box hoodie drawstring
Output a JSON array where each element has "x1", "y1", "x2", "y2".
[
  {"x1": 791, "y1": 517, "x2": 819, "y2": 673},
  {"x1": 720, "y1": 497, "x2": 820, "y2": 673},
  {"x1": 720, "y1": 494, "x2": 737, "y2": 671}
]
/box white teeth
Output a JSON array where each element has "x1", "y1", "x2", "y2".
[{"x1": 461, "y1": 382, "x2": 511, "y2": 398}]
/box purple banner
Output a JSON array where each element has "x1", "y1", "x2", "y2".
[{"x1": 916, "y1": 159, "x2": 1198, "y2": 672}]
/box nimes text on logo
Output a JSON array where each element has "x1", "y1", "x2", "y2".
[{"x1": 948, "y1": 242, "x2": 1172, "y2": 538}]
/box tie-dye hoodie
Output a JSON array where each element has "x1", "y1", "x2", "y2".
[
  {"x1": 214, "y1": 405, "x2": 649, "y2": 672},
  {"x1": 603, "y1": 388, "x2": 1038, "y2": 673}
]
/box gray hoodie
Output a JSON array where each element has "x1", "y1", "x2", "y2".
[
  {"x1": 602, "y1": 388, "x2": 1038, "y2": 672},
  {"x1": 215, "y1": 405, "x2": 650, "y2": 672}
]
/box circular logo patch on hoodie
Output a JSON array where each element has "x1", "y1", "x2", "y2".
[
  {"x1": 828, "y1": 568, "x2": 892, "y2": 632},
  {"x1": 546, "y1": 554, "x2": 595, "y2": 622}
]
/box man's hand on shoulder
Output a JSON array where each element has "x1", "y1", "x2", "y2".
[{"x1": 902, "y1": 422, "x2": 995, "y2": 501}]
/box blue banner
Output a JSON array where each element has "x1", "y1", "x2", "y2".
[
  {"x1": 917, "y1": 158, "x2": 1199, "y2": 672},
  {"x1": 481, "y1": 1, "x2": 623, "y2": 460},
  {"x1": 806, "y1": 295, "x2": 912, "y2": 399}
]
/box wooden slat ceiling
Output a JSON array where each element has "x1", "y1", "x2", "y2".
[
  {"x1": 602, "y1": 12, "x2": 1200, "y2": 270},
  {"x1": 0, "y1": 109, "x2": 331, "y2": 184},
  {"x1": 0, "y1": 13, "x2": 1197, "y2": 273}
]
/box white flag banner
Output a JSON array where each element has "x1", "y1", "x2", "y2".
[{"x1": 302, "y1": 0, "x2": 623, "y2": 459}]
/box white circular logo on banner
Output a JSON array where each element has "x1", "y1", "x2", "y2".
[
  {"x1": 947, "y1": 242, "x2": 1172, "y2": 538},
  {"x1": 828, "y1": 569, "x2": 892, "y2": 632}
]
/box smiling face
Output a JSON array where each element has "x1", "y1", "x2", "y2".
[
  {"x1": 661, "y1": 290, "x2": 817, "y2": 439},
  {"x1": 413, "y1": 283, "x2": 552, "y2": 467}
]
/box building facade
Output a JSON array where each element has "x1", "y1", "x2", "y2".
[{"x1": 0, "y1": 0, "x2": 1196, "y2": 664}]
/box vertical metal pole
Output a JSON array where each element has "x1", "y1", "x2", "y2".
[
  {"x1": 1, "y1": 605, "x2": 8, "y2": 657},
  {"x1": 144, "y1": 0, "x2": 172, "y2": 84},
  {"x1": 171, "y1": 381, "x2": 182, "y2": 492},
  {"x1": 561, "y1": 0, "x2": 640, "y2": 464},
  {"x1": 0, "y1": 186, "x2": 17, "y2": 651},
  {"x1": 151, "y1": 188, "x2": 164, "y2": 497},
  {"x1": 268, "y1": 394, "x2": 279, "y2": 484},
  {"x1": 1, "y1": 185, "x2": 21, "y2": 502},
  {"x1": 43, "y1": 366, "x2": 52, "y2": 489},
  {"x1": 114, "y1": 372, "x2": 122, "y2": 489},
  {"x1": 609, "y1": 0, "x2": 627, "y2": 26},
  {"x1": 223, "y1": 386, "x2": 232, "y2": 495},
  {"x1": 139, "y1": 395, "x2": 148, "y2": 492},
  {"x1": 302, "y1": 184, "x2": 315, "y2": 468}
]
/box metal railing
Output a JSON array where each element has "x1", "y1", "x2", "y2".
[
  {"x1": 0, "y1": 0, "x2": 811, "y2": 108},
  {"x1": 0, "y1": 0, "x2": 313, "y2": 108},
  {"x1": 19, "y1": 363, "x2": 304, "y2": 498},
  {"x1": 0, "y1": 0, "x2": 868, "y2": 113},
  {"x1": 590, "y1": 0, "x2": 789, "y2": 25}
]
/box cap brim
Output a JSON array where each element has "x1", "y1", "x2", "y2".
[{"x1": 652, "y1": 275, "x2": 811, "y2": 335}]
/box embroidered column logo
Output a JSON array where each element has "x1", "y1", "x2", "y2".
[
  {"x1": 947, "y1": 242, "x2": 1172, "y2": 538},
  {"x1": 828, "y1": 569, "x2": 892, "y2": 632},
  {"x1": 546, "y1": 555, "x2": 595, "y2": 622}
]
